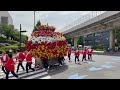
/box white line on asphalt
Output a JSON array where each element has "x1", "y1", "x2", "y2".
[
  {"x1": 24, "y1": 72, "x2": 48, "y2": 79},
  {"x1": 40, "y1": 76, "x2": 51, "y2": 79},
  {"x1": 10, "y1": 69, "x2": 45, "y2": 79},
  {"x1": 0, "y1": 68, "x2": 25, "y2": 79}
]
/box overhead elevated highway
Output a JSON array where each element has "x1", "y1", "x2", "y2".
[{"x1": 60, "y1": 11, "x2": 120, "y2": 49}]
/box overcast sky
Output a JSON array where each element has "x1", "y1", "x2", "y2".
[{"x1": 9, "y1": 11, "x2": 91, "y2": 37}]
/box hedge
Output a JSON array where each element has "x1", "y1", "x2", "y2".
[
  {"x1": 0, "y1": 43, "x2": 5, "y2": 47},
  {"x1": 0, "y1": 49, "x2": 5, "y2": 54},
  {"x1": 1, "y1": 45, "x2": 18, "y2": 53},
  {"x1": 0, "y1": 40, "x2": 19, "y2": 45},
  {"x1": 0, "y1": 45, "x2": 26, "y2": 54},
  {"x1": 96, "y1": 48, "x2": 104, "y2": 51},
  {"x1": 92, "y1": 46, "x2": 108, "y2": 51}
]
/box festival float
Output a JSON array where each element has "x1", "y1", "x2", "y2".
[{"x1": 26, "y1": 24, "x2": 67, "y2": 66}]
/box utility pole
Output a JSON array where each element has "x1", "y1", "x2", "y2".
[
  {"x1": 20, "y1": 24, "x2": 22, "y2": 51},
  {"x1": 34, "y1": 11, "x2": 35, "y2": 29},
  {"x1": 19, "y1": 24, "x2": 27, "y2": 51}
]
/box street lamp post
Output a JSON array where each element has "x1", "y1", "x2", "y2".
[
  {"x1": 19, "y1": 24, "x2": 27, "y2": 51},
  {"x1": 20, "y1": 24, "x2": 22, "y2": 51},
  {"x1": 34, "y1": 11, "x2": 36, "y2": 29}
]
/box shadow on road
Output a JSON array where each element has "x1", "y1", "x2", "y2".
[{"x1": 48, "y1": 64, "x2": 68, "y2": 76}]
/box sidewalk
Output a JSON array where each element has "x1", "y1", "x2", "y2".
[{"x1": 93, "y1": 50, "x2": 120, "y2": 56}]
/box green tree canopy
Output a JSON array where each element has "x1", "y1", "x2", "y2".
[
  {"x1": 32, "y1": 20, "x2": 42, "y2": 32},
  {"x1": 115, "y1": 29, "x2": 120, "y2": 44},
  {"x1": 21, "y1": 35, "x2": 28, "y2": 43},
  {"x1": 65, "y1": 36, "x2": 73, "y2": 46},
  {"x1": 0, "y1": 23, "x2": 28, "y2": 44},
  {"x1": 36, "y1": 20, "x2": 41, "y2": 27},
  {"x1": 0, "y1": 24, "x2": 12, "y2": 39},
  {"x1": 33, "y1": 26, "x2": 38, "y2": 32},
  {"x1": 77, "y1": 36, "x2": 84, "y2": 45}
]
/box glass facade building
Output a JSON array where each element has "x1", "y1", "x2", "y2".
[{"x1": 84, "y1": 31, "x2": 110, "y2": 47}]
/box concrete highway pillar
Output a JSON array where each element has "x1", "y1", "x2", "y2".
[
  {"x1": 74, "y1": 37, "x2": 78, "y2": 50},
  {"x1": 109, "y1": 29, "x2": 115, "y2": 49}
]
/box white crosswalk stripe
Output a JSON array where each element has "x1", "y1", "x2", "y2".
[
  {"x1": 24, "y1": 72, "x2": 48, "y2": 79},
  {"x1": 40, "y1": 76, "x2": 51, "y2": 79},
  {"x1": 0, "y1": 68, "x2": 51, "y2": 79},
  {"x1": 0, "y1": 58, "x2": 51, "y2": 79},
  {"x1": 9, "y1": 69, "x2": 50, "y2": 79}
]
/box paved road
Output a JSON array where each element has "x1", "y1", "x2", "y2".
[
  {"x1": 0, "y1": 58, "x2": 51, "y2": 79},
  {"x1": 1, "y1": 54, "x2": 120, "y2": 79},
  {"x1": 48, "y1": 54, "x2": 120, "y2": 79}
]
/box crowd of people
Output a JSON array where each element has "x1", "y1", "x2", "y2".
[
  {"x1": 67, "y1": 47, "x2": 94, "y2": 64},
  {"x1": 0, "y1": 47, "x2": 93, "y2": 79},
  {"x1": 0, "y1": 49, "x2": 66, "y2": 79},
  {"x1": 0, "y1": 49, "x2": 35, "y2": 79}
]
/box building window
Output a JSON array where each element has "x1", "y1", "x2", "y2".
[
  {"x1": 1, "y1": 16, "x2": 8, "y2": 24},
  {"x1": 95, "y1": 32, "x2": 101, "y2": 36},
  {"x1": 95, "y1": 40, "x2": 100, "y2": 42},
  {"x1": 106, "y1": 38, "x2": 109, "y2": 40}
]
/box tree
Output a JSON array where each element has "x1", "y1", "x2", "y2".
[
  {"x1": 9, "y1": 25, "x2": 15, "y2": 40},
  {"x1": 65, "y1": 36, "x2": 73, "y2": 46},
  {"x1": 115, "y1": 28, "x2": 120, "y2": 44},
  {"x1": 32, "y1": 20, "x2": 42, "y2": 32},
  {"x1": 77, "y1": 36, "x2": 84, "y2": 45},
  {"x1": 0, "y1": 24, "x2": 12, "y2": 39},
  {"x1": 0, "y1": 24, "x2": 4, "y2": 34},
  {"x1": 36, "y1": 20, "x2": 41, "y2": 27},
  {"x1": 32, "y1": 26, "x2": 38, "y2": 32},
  {"x1": 21, "y1": 35, "x2": 28, "y2": 43},
  {"x1": 11, "y1": 30, "x2": 19, "y2": 41}
]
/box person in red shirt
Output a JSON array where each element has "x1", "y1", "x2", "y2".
[
  {"x1": 67, "y1": 47, "x2": 72, "y2": 62},
  {"x1": 5, "y1": 53, "x2": 18, "y2": 79},
  {"x1": 82, "y1": 47, "x2": 87, "y2": 62},
  {"x1": 74, "y1": 48, "x2": 81, "y2": 64},
  {"x1": 26, "y1": 50, "x2": 35, "y2": 73},
  {"x1": 16, "y1": 49, "x2": 25, "y2": 73},
  {"x1": 0, "y1": 51, "x2": 9, "y2": 75},
  {"x1": 87, "y1": 47, "x2": 93, "y2": 61}
]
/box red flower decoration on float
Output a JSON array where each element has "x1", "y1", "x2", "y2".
[{"x1": 26, "y1": 23, "x2": 67, "y2": 59}]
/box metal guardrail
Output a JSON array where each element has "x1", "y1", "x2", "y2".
[{"x1": 57, "y1": 11, "x2": 106, "y2": 32}]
